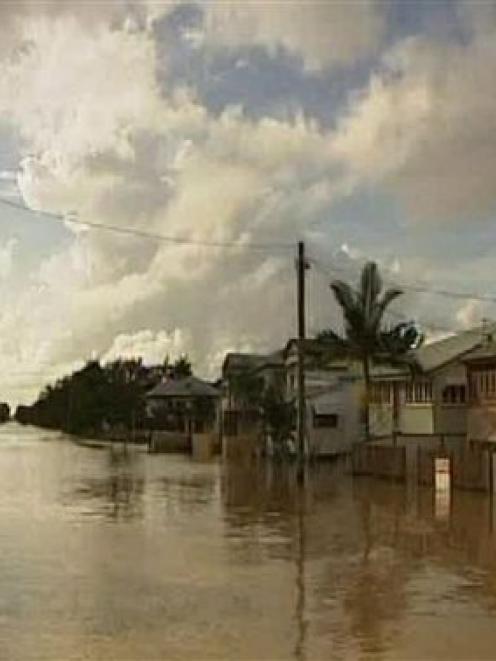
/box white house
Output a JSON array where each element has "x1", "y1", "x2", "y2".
[{"x1": 369, "y1": 323, "x2": 496, "y2": 440}]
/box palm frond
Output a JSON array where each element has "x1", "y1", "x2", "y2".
[
  {"x1": 369, "y1": 287, "x2": 403, "y2": 331},
  {"x1": 331, "y1": 280, "x2": 363, "y2": 331},
  {"x1": 330, "y1": 280, "x2": 357, "y2": 312},
  {"x1": 360, "y1": 262, "x2": 382, "y2": 318}
]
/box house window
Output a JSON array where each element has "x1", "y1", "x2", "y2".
[
  {"x1": 313, "y1": 412, "x2": 338, "y2": 429},
  {"x1": 442, "y1": 385, "x2": 466, "y2": 405},
  {"x1": 405, "y1": 381, "x2": 432, "y2": 403},
  {"x1": 471, "y1": 368, "x2": 496, "y2": 400},
  {"x1": 370, "y1": 382, "x2": 392, "y2": 404}
]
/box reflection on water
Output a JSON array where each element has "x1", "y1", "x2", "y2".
[
  {"x1": 2, "y1": 424, "x2": 496, "y2": 659},
  {"x1": 68, "y1": 449, "x2": 145, "y2": 520}
]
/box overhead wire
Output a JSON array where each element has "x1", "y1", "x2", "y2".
[
  {"x1": 3, "y1": 194, "x2": 496, "y2": 311},
  {"x1": 0, "y1": 196, "x2": 294, "y2": 253},
  {"x1": 308, "y1": 257, "x2": 462, "y2": 336},
  {"x1": 307, "y1": 253, "x2": 496, "y2": 306}
]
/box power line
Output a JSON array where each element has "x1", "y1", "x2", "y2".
[
  {"x1": 0, "y1": 196, "x2": 293, "y2": 253},
  {"x1": 308, "y1": 258, "x2": 463, "y2": 335},
  {"x1": 5, "y1": 192, "x2": 495, "y2": 303},
  {"x1": 307, "y1": 254, "x2": 496, "y2": 305}
]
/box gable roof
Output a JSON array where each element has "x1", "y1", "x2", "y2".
[
  {"x1": 369, "y1": 323, "x2": 496, "y2": 380},
  {"x1": 284, "y1": 338, "x2": 339, "y2": 357},
  {"x1": 222, "y1": 350, "x2": 284, "y2": 376},
  {"x1": 146, "y1": 376, "x2": 219, "y2": 399},
  {"x1": 415, "y1": 323, "x2": 496, "y2": 372}
]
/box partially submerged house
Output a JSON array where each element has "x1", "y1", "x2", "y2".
[
  {"x1": 221, "y1": 351, "x2": 285, "y2": 437},
  {"x1": 221, "y1": 339, "x2": 362, "y2": 457},
  {"x1": 284, "y1": 338, "x2": 362, "y2": 456},
  {"x1": 146, "y1": 375, "x2": 220, "y2": 433},
  {"x1": 369, "y1": 323, "x2": 496, "y2": 440}
]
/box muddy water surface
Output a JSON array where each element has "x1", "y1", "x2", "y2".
[{"x1": 0, "y1": 423, "x2": 495, "y2": 660}]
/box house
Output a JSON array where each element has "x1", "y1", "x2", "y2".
[
  {"x1": 146, "y1": 375, "x2": 220, "y2": 433},
  {"x1": 221, "y1": 339, "x2": 362, "y2": 456},
  {"x1": 369, "y1": 323, "x2": 496, "y2": 440},
  {"x1": 463, "y1": 341, "x2": 496, "y2": 444},
  {"x1": 306, "y1": 381, "x2": 362, "y2": 456},
  {"x1": 221, "y1": 350, "x2": 285, "y2": 437},
  {"x1": 284, "y1": 338, "x2": 362, "y2": 456}
]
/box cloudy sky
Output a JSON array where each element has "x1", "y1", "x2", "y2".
[{"x1": 1, "y1": 0, "x2": 496, "y2": 404}]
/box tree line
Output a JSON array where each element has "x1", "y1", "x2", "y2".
[
  {"x1": 15, "y1": 355, "x2": 193, "y2": 436},
  {"x1": 0, "y1": 402, "x2": 10, "y2": 423}
]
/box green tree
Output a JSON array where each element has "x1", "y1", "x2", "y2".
[
  {"x1": 229, "y1": 368, "x2": 264, "y2": 409},
  {"x1": 229, "y1": 368, "x2": 294, "y2": 452},
  {"x1": 171, "y1": 355, "x2": 193, "y2": 379},
  {"x1": 320, "y1": 262, "x2": 423, "y2": 441},
  {"x1": 0, "y1": 402, "x2": 10, "y2": 423},
  {"x1": 259, "y1": 385, "x2": 295, "y2": 450}
]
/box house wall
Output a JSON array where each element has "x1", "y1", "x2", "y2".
[
  {"x1": 306, "y1": 380, "x2": 362, "y2": 456},
  {"x1": 467, "y1": 405, "x2": 496, "y2": 442},
  {"x1": 465, "y1": 361, "x2": 496, "y2": 442},
  {"x1": 147, "y1": 395, "x2": 219, "y2": 433},
  {"x1": 432, "y1": 362, "x2": 468, "y2": 435},
  {"x1": 286, "y1": 365, "x2": 344, "y2": 400},
  {"x1": 370, "y1": 360, "x2": 469, "y2": 438},
  {"x1": 401, "y1": 404, "x2": 435, "y2": 434},
  {"x1": 369, "y1": 385, "x2": 435, "y2": 436},
  {"x1": 370, "y1": 403, "x2": 394, "y2": 437}
]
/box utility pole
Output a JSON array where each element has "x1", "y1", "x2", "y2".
[{"x1": 296, "y1": 240, "x2": 308, "y2": 484}]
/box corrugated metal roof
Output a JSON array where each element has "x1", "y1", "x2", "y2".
[
  {"x1": 415, "y1": 323, "x2": 496, "y2": 372},
  {"x1": 146, "y1": 376, "x2": 219, "y2": 399},
  {"x1": 369, "y1": 324, "x2": 496, "y2": 378}
]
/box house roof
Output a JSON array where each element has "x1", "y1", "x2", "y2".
[
  {"x1": 222, "y1": 349, "x2": 284, "y2": 376},
  {"x1": 415, "y1": 323, "x2": 496, "y2": 372},
  {"x1": 369, "y1": 324, "x2": 496, "y2": 380},
  {"x1": 222, "y1": 352, "x2": 268, "y2": 373},
  {"x1": 284, "y1": 338, "x2": 338, "y2": 357},
  {"x1": 146, "y1": 376, "x2": 220, "y2": 399},
  {"x1": 463, "y1": 341, "x2": 496, "y2": 364}
]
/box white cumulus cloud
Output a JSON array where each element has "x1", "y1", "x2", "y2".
[{"x1": 333, "y1": 6, "x2": 496, "y2": 221}]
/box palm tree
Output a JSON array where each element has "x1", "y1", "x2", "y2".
[{"x1": 319, "y1": 262, "x2": 423, "y2": 441}]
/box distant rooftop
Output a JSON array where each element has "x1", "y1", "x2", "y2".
[
  {"x1": 222, "y1": 350, "x2": 284, "y2": 375},
  {"x1": 146, "y1": 376, "x2": 219, "y2": 399}
]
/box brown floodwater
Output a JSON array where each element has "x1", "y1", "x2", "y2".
[{"x1": 1, "y1": 423, "x2": 496, "y2": 660}]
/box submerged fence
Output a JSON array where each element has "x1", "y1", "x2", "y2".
[
  {"x1": 352, "y1": 440, "x2": 495, "y2": 493},
  {"x1": 351, "y1": 444, "x2": 406, "y2": 481}
]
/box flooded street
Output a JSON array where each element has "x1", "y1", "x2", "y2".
[{"x1": 1, "y1": 423, "x2": 496, "y2": 659}]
